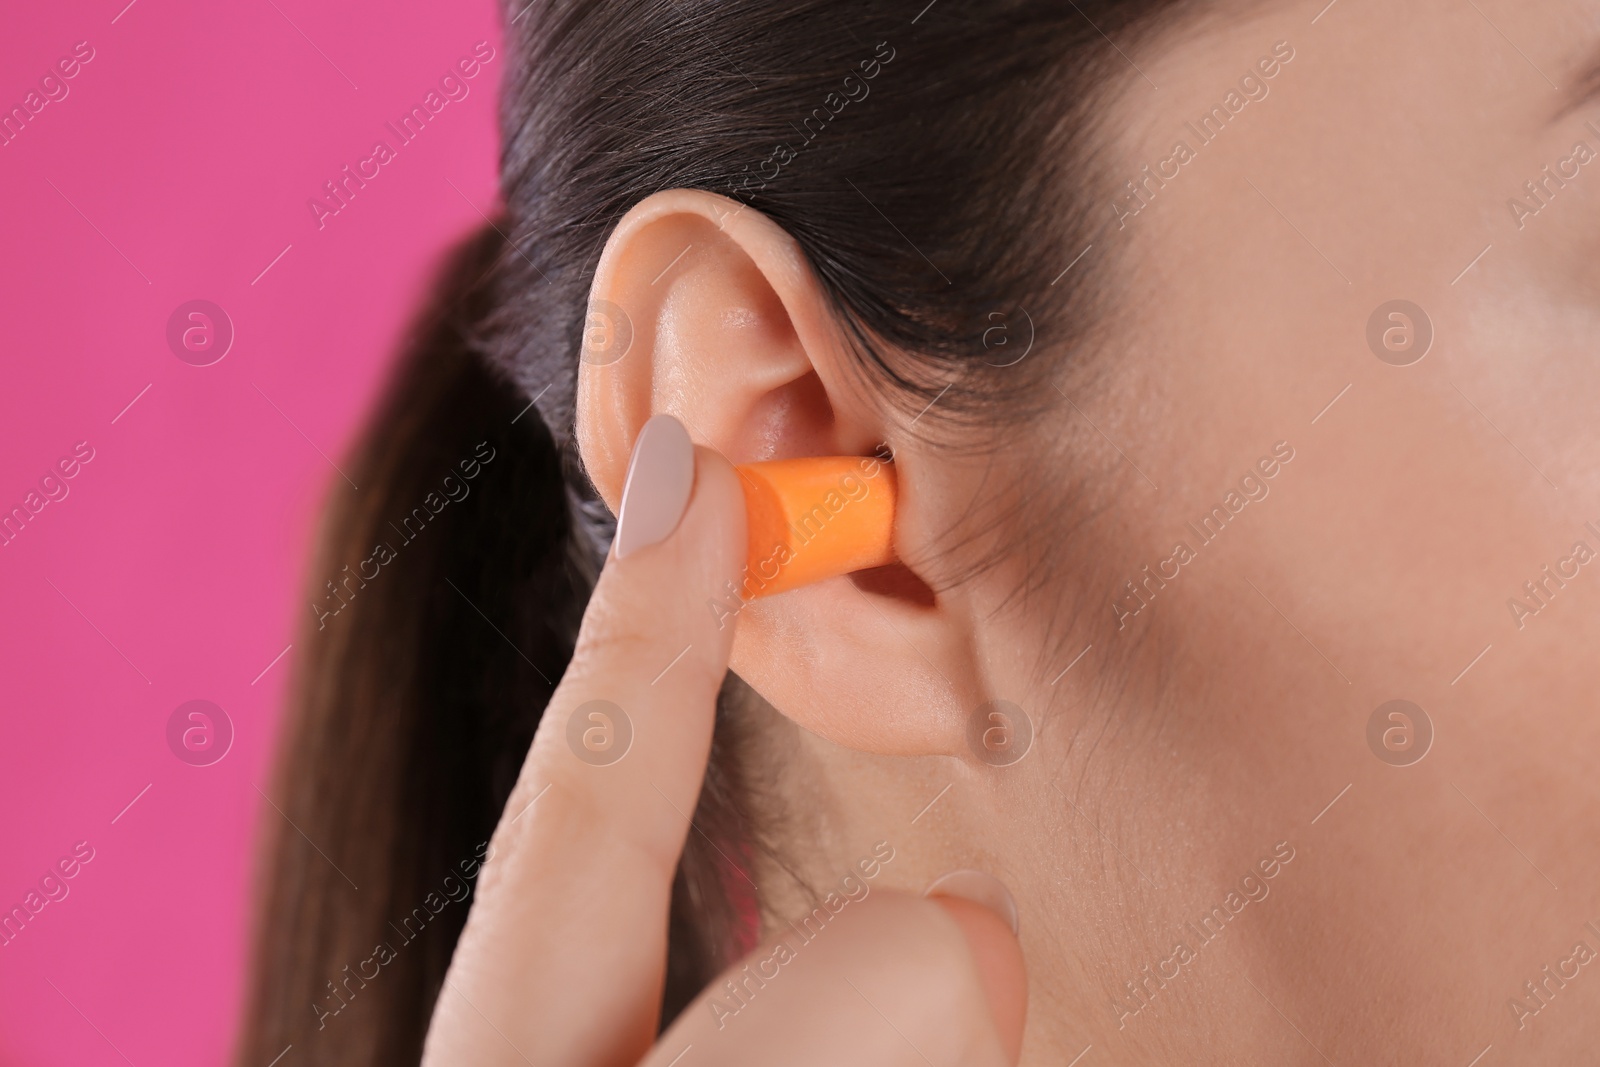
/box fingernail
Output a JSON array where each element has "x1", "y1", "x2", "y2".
[
  {"x1": 923, "y1": 869, "x2": 1020, "y2": 936},
  {"x1": 615, "y1": 413, "x2": 695, "y2": 559}
]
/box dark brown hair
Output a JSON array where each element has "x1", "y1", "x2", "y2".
[{"x1": 237, "y1": 1, "x2": 1189, "y2": 1063}]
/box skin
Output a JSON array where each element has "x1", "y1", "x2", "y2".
[{"x1": 429, "y1": 1, "x2": 1600, "y2": 1064}]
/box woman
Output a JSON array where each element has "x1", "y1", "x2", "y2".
[{"x1": 239, "y1": 0, "x2": 1600, "y2": 1063}]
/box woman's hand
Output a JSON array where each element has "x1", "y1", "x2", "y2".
[{"x1": 421, "y1": 415, "x2": 1026, "y2": 1067}]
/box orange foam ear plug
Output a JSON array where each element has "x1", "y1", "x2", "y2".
[{"x1": 734, "y1": 455, "x2": 897, "y2": 598}]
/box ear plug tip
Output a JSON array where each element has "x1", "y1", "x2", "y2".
[{"x1": 734, "y1": 454, "x2": 897, "y2": 598}]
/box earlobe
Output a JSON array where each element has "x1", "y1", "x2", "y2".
[{"x1": 574, "y1": 189, "x2": 991, "y2": 759}]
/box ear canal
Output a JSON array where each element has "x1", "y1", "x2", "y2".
[{"x1": 736, "y1": 455, "x2": 897, "y2": 597}]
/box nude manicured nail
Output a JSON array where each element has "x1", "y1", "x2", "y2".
[
  {"x1": 615, "y1": 413, "x2": 695, "y2": 559},
  {"x1": 924, "y1": 869, "x2": 1020, "y2": 936}
]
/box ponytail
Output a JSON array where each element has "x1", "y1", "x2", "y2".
[{"x1": 237, "y1": 224, "x2": 579, "y2": 1064}]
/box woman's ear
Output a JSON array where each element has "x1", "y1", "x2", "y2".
[
  {"x1": 576, "y1": 189, "x2": 881, "y2": 489},
  {"x1": 576, "y1": 189, "x2": 989, "y2": 757}
]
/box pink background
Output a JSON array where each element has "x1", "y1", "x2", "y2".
[{"x1": 0, "y1": 1, "x2": 502, "y2": 1063}]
